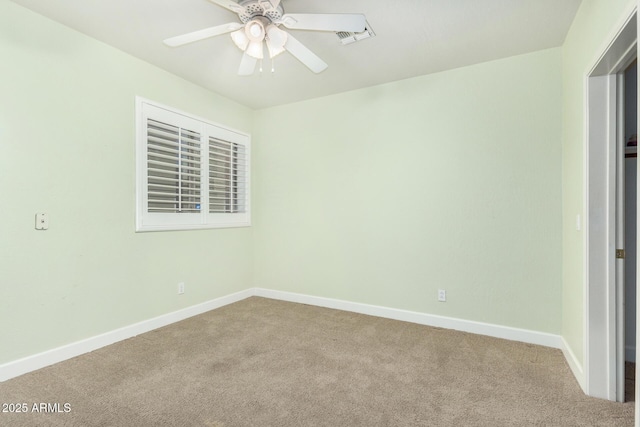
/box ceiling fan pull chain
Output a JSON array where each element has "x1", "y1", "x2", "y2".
[
  {"x1": 271, "y1": 57, "x2": 275, "y2": 73},
  {"x1": 259, "y1": 59, "x2": 263, "y2": 74}
]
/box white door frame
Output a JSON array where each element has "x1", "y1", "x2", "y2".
[{"x1": 584, "y1": 8, "x2": 637, "y2": 403}]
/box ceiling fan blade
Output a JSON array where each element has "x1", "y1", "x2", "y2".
[
  {"x1": 164, "y1": 23, "x2": 243, "y2": 47},
  {"x1": 284, "y1": 32, "x2": 328, "y2": 73},
  {"x1": 238, "y1": 53, "x2": 258, "y2": 76},
  {"x1": 266, "y1": 25, "x2": 287, "y2": 58},
  {"x1": 279, "y1": 13, "x2": 366, "y2": 33},
  {"x1": 207, "y1": 0, "x2": 245, "y2": 14}
]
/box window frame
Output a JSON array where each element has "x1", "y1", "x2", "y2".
[{"x1": 135, "y1": 97, "x2": 251, "y2": 232}]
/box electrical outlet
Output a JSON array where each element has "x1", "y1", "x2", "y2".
[
  {"x1": 178, "y1": 282, "x2": 185, "y2": 295},
  {"x1": 438, "y1": 289, "x2": 446, "y2": 302}
]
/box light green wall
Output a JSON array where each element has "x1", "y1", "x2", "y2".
[
  {"x1": 0, "y1": 1, "x2": 253, "y2": 364},
  {"x1": 253, "y1": 48, "x2": 563, "y2": 334},
  {"x1": 6, "y1": 0, "x2": 631, "y2": 371},
  {"x1": 561, "y1": 0, "x2": 636, "y2": 368}
]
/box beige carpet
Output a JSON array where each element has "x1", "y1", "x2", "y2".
[{"x1": 0, "y1": 297, "x2": 634, "y2": 426}]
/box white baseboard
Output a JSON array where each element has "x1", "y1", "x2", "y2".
[
  {"x1": 1, "y1": 287, "x2": 576, "y2": 386},
  {"x1": 0, "y1": 289, "x2": 253, "y2": 383},
  {"x1": 253, "y1": 288, "x2": 564, "y2": 349},
  {"x1": 561, "y1": 337, "x2": 586, "y2": 392}
]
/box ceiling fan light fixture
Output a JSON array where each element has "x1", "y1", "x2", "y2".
[
  {"x1": 245, "y1": 20, "x2": 265, "y2": 42},
  {"x1": 249, "y1": 23, "x2": 262, "y2": 38},
  {"x1": 266, "y1": 24, "x2": 287, "y2": 58},
  {"x1": 230, "y1": 29, "x2": 249, "y2": 51},
  {"x1": 246, "y1": 40, "x2": 264, "y2": 59},
  {"x1": 266, "y1": 40, "x2": 286, "y2": 58}
]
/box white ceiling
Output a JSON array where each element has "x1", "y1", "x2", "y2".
[{"x1": 10, "y1": 0, "x2": 582, "y2": 110}]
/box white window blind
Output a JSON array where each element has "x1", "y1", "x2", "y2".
[
  {"x1": 147, "y1": 119, "x2": 202, "y2": 213},
  {"x1": 136, "y1": 98, "x2": 250, "y2": 232},
  {"x1": 209, "y1": 137, "x2": 247, "y2": 214}
]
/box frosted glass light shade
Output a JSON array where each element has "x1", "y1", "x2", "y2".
[
  {"x1": 246, "y1": 40, "x2": 264, "y2": 59},
  {"x1": 231, "y1": 29, "x2": 249, "y2": 51},
  {"x1": 245, "y1": 19, "x2": 265, "y2": 42},
  {"x1": 249, "y1": 22, "x2": 263, "y2": 39},
  {"x1": 266, "y1": 25, "x2": 287, "y2": 58}
]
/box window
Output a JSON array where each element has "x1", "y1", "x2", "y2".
[{"x1": 136, "y1": 98, "x2": 250, "y2": 231}]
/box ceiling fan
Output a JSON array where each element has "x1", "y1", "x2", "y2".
[{"x1": 163, "y1": 0, "x2": 366, "y2": 75}]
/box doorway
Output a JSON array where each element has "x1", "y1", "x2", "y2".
[
  {"x1": 623, "y1": 59, "x2": 638, "y2": 403},
  {"x1": 584, "y1": 9, "x2": 636, "y2": 403}
]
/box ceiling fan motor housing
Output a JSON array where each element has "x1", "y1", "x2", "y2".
[{"x1": 237, "y1": 0, "x2": 284, "y2": 24}]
